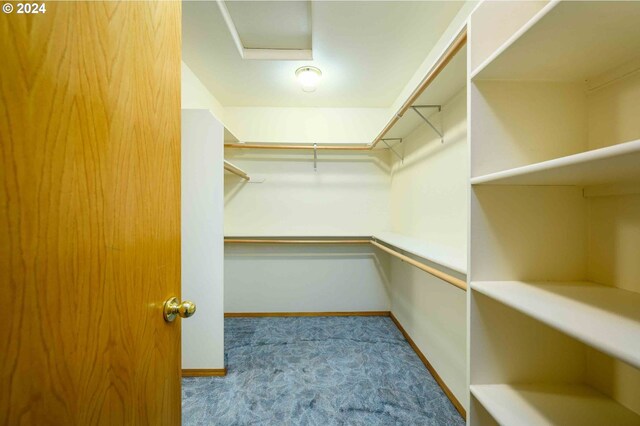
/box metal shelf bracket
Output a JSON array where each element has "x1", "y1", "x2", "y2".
[
  {"x1": 381, "y1": 138, "x2": 404, "y2": 163},
  {"x1": 411, "y1": 105, "x2": 444, "y2": 143}
]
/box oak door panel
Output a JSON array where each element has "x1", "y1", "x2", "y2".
[{"x1": 0, "y1": 2, "x2": 182, "y2": 424}]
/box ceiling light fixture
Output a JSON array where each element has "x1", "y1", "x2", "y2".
[{"x1": 295, "y1": 66, "x2": 322, "y2": 92}]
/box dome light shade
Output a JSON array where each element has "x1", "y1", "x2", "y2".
[{"x1": 295, "y1": 66, "x2": 322, "y2": 92}]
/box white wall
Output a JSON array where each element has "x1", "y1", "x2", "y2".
[
  {"x1": 224, "y1": 107, "x2": 390, "y2": 144},
  {"x1": 224, "y1": 150, "x2": 391, "y2": 236},
  {"x1": 181, "y1": 109, "x2": 224, "y2": 370},
  {"x1": 182, "y1": 62, "x2": 232, "y2": 134},
  {"x1": 390, "y1": 258, "x2": 468, "y2": 408},
  {"x1": 223, "y1": 149, "x2": 392, "y2": 313},
  {"x1": 387, "y1": 88, "x2": 469, "y2": 409},
  {"x1": 390, "y1": 89, "x2": 468, "y2": 261},
  {"x1": 225, "y1": 244, "x2": 390, "y2": 313}
]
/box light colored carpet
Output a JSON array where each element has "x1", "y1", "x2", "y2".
[{"x1": 182, "y1": 316, "x2": 464, "y2": 425}]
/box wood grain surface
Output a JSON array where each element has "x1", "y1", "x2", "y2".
[
  {"x1": 182, "y1": 369, "x2": 227, "y2": 377},
  {"x1": 0, "y1": 2, "x2": 182, "y2": 424}
]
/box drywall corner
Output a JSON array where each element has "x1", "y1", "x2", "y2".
[{"x1": 182, "y1": 61, "x2": 237, "y2": 137}]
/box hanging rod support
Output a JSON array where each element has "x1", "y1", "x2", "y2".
[
  {"x1": 381, "y1": 138, "x2": 403, "y2": 163},
  {"x1": 411, "y1": 105, "x2": 444, "y2": 143},
  {"x1": 313, "y1": 143, "x2": 317, "y2": 172}
]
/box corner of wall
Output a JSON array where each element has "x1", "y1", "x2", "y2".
[{"x1": 182, "y1": 61, "x2": 238, "y2": 137}]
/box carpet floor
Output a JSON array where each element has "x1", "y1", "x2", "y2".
[{"x1": 182, "y1": 316, "x2": 464, "y2": 425}]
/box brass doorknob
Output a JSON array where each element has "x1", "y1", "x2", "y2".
[{"x1": 163, "y1": 297, "x2": 196, "y2": 322}]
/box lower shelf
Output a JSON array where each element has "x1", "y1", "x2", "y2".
[{"x1": 471, "y1": 384, "x2": 640, "y2": 426}]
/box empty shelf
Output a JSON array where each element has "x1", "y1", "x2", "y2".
[
  {"x1": 471, "y1": 281, "x2": 640, "y2": 369},
  {"x1": 471, "y1": 2, "x2": 640, "y2": 81},
  {"x1": 471, "y1": 384, "x2": 640, "y2": 426},
  {"x1": 471, "y1": 139, "x2": 640, "y2": 186},
  {"x1": 374, "y1": 232, "x2": 466, "y2": 274}
]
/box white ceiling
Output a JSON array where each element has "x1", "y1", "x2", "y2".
[
  {"x1": 183, "y1": 1, "x2": 465, "y2": 108},
  {"x1": 225, "y1": 1, "x2": 312, "y2": 50}
]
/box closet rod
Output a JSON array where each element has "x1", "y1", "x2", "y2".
[
  {"x1": 224, "y1": 237, "x2": 467, "y2": 291},
  {"x1": 224, "y1": 27, "x2": 467, "y2": 152},
  {"x1": 223, "y1": 143, "x2": 371, "y2": 151},
  {"x1": 225, "y1": 238, "x2": 370, "y2": 244},
  {"x1": 370, "y1": 240, "x2": 467, "y2": 291},
  {"x1": 224, "y1": 160, "x2": 250, "y2": 180}
]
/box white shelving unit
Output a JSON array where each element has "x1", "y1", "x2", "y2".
[{"x1": 468, "y1": 1, "x2": 640, "y2": 424}]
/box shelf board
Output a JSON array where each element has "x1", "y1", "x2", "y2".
[
  {"x1": 472, "y1": 1, "x2": 640, "y2": 81},
  {"x1": 471, "y1": 384, "x2": 640, "y2": 426},
  {"x1": 471, "y1": 139, "x2": 640, "y2": 186},
  {"x1": 385, "y1": 45, "x2": 467, "y2": 141},
  {"x1": 374, "y1": 231, "x2": 466, "y2": 274},
  {"x1": 471, "y1": 281, "x2": 640, "y2": 369}
]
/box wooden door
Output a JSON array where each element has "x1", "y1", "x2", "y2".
[{"x1": 0, "y1": 2, "x2": 182, "y2": 424}]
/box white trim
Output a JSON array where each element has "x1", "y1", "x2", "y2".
[
  {"x1": 243, "y1": 48, "x2": 312, "y2": 61},
  {"x1": 216, "y1": 0, "x2": 245, "y2": 59}
]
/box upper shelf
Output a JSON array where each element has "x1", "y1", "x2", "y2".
[
  {"x1": 471, "y1": 280, "x2": 640, "y2": 369},
  {"x1": 374, "y1": 231, "x2": 466, "y2": 274},
  {"x1": 385, "y1": 45, "x2": 467, "y2": 141},
  {"x1": 471, "y1": 139, "x2": 640, "y2": 186},
  {"x1": 472, "y1": 1, "x2": 640, "y2": 81}
]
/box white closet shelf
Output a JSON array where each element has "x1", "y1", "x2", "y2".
[
  {"x1": 470, "y1": 139, "x2": 640, "y2": 186},
  {"x1": 471, "y1": 280, "x2": 640, "y2": 369},
  {"x1": 471, "y1": 1, "x2": 640, "y2": 81},
  {"x1": 373, "y1": 232, "x2": 466, "y2": 274},
  {"x1": 471, "y1": 384, "x2": 640, "y2": 426}
]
